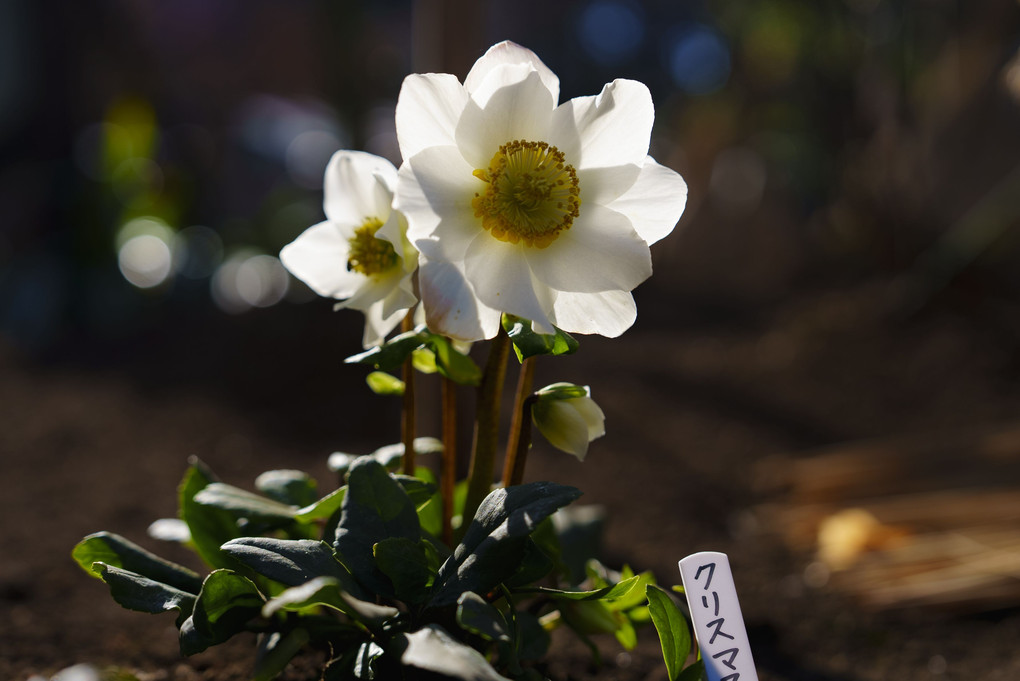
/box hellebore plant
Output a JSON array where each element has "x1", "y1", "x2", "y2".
[{"x1": 74, "y1": 42, "x2": 702, "y2": 681}]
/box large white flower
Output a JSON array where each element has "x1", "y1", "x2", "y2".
[
  {"x1": 280, "y1": 150, "x2": 418, "y2": 347},
  {"x1": 394, "y1": 41, "x2": 687, "y2": 341}
]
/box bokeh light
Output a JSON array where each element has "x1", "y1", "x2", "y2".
[
  {"x1": 667, "y1": 24, "x2": 731, "y2": 95},
  {"x1": 172, "y1": 225, "x2": 224, "y2": 280},
  {"x1": 577, "y1": 0, "x2": 645, "y2": 65},
  {"x1": 211, "y1": 251, "x2": 290, "y2": 314},
  {"x1": 117, "y1": 235, "x2": 173, "y2": 289}
]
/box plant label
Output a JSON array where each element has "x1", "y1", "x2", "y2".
[{"x1": 678, "y1": 551, "x2": 759, "y2": 681}]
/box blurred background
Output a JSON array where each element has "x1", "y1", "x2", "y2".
[{"x1": 2, "y1": 1, "x2": 1020, "y2": 680}]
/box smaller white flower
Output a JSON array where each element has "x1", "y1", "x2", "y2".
[
  {"x1": 531, "y1": 383, "x2": 606, "y2": 461},
  {"x1": 280, "y1": 151, "x2": 418, "y2": 347}
]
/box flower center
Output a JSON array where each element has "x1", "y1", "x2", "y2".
[
  {"x1": 347, "y1": 217, "x2": 398, "y2": 276},
  {"x1": 471, "y1": 140, "x2": 580, "y2": 249}
]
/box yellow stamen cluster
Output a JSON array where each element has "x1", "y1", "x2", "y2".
[
  {"x1": 347, "y1": 217, "x2": 398, "y2": 276},
  {"x1": 471, "y1": 140, "x2": 580, "y2": 248}
]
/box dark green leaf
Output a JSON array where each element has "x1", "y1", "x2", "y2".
[
  {"x1": 503, "y1": 539, "x2": 554, "y2": 588},
  {"x1": 294, "y1": 486, "x2": 347, "y2": 523},
  {"x1": 647, "y1": 584, "x2": 691, "y2": 681},
  {"x1": 456, "y1": 592, "x2": 509, "y2": 642},
  {"x1": 262, "y1": 576, "x2": 347, "y2": 617},
  {"x1": 255, "y1": 469, "x2": 318, "y2": 507},
  {"x1": 344, "y1": 330, "x2": 425, "y2": 371},
  {"x1": 73, "y1": 532, "x2": 202, "y2": 593},
  {"x1": 366, "y1": 371, "x2": 405, "y2": 395},
  {"x1": 424, "y1": 333, "x2": 482, "y2": 386},
  {"x1": 328, "y1": 437, "x2": 444, "y2": 477},
  {"x1": 179, "y1": 458, "x2": 241, "y2": 569},
  {"x1": 411, "y1": 466, "x2": 443, "y2": 539},
  {"x1": 220, "y1": 537, "x2": 363, "y2": 598},
  {"x1": 551, "y1": 504, "x2": 605, "y2": 585},
  {"x1": 513, "y1": 611, "x2": 550, "y2": 662},
  {"x1": 393, "y1": 474, "x2": 438, "y2": 507},
  {"x1": 254, "y1": 629, "x2": 311, "y2": 681},
  {"x1": 194, "y1": 483, "x2": 298, "y2": 522},
  {"x1": 677, "y1": 660, "x2": 707, "y2": 681},
  {"x1": 374, "y1": 537, "x2": 433, "y2": 604},
  {"x1": 430, "y1": 482, "x2": 582, "y2": 607},
  {"x1": 93, "y1": 562, "x2": 196, "y2": 627},
  {"x1": 399, "y1": 625, "x2": 512, "y2": 681},
  {"x1": 334, "y1": 458, "x2": 420, "y2": 597},
  {"x1": 180, "y1": 569, "x2": 264, "y2": 655},
  {"x1": 502, "y1": 315, "x2": 579, "y2": 362}
]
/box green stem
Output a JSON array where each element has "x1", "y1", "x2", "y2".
[
  {"x1": 502, "y1": 358, "x2": 536, "y2": 487},
  {"x1": 441, "y1": 375, "x2": 457, "y2": 547},
  {"x1": 461, "y1": 326, "x2": 511, "y2": 530},
  {"x1": 400, "y1": 313, "x2": 416, "y2": 476}
]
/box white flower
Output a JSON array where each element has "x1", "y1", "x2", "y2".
[
  {"x1": 280, "y1": 150, "x2": 418, "y2": 347},
  {"x1": 531, "y1": 383, "x2": 606, "y2": 461},
  {"x1": 394, "y1": 41, "x2": 687, "y2": 341}
]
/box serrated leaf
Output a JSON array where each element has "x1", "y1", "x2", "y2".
[
  {"x1": 254, "y1": 629, "x2": 312, "y2": 681},
  {"x1": 344, "y1": 330, "x2": 425, "y2": 371},
  {"x1": 255, "y1": 469, "x2": 318, "y2": 507},
  {"x1": 374, "y1": 537, "x2": 433, "y2": 604},
  {"x1": 179, "y1": 458, "x2": 241, "y2": 569},
  {"x1": 400, "y1": 625, "x2": 512, "y2": 681},
  {"x1": 220, "y1": 537, "x2": 363, "y2": 598},
  {"x1": 93, "y1": 562, "x2": 196, "y2": 627},
  {"x1": 194, "y1": 483, "x2": 298, "y2": 522},
  {"x1": 180, "y1": 569, "x2": 264, "y2": 655},
  {"x1": 647, "y1": 584, "x2": 691, "y2": 681},
  {"x1": 502, "y1": 315, "x2": 579, "y2": 362},
  {"x1": 73, "y1": 532, "x2": 202, "y2": 593},
  {"x1": 366, "y1": 371, "x2": 405, "y2": 395},
  {"x1": 430, "y1": 482, "x2": 581, "y2": 607},
  {"x1": 456, "y1": 592, "x2": 509, "y2": 642},
  {"x1": 514, "y1": 574, "x2": 640, "y2": 601},
  {"x1": 424, "y1": 333, "x2": 482, "y2": 386},
  {"x1": 334, "y1": 459, "x2": 420, "y2": 597}
]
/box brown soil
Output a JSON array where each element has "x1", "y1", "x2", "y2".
[{"x1": 3, "y1": 280, "x2": 1020, "y2": 681}]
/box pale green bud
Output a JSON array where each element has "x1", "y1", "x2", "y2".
[{"x1": 531, "y1": 383, "x2": 606, "y2": 461}]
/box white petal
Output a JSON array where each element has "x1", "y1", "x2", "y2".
[
  {"x1": 525, "y1": 203, "x2": 651, "y2": 293},
  {"x1": 418, "y1": 257, "x2": 502, "y2": 341},
  {"x1": 576, "y1": 164, "x2": 641, "y2": 205},
  {"x1": 534, "y1": 400, "x2": 591, "y2": 461},
  {"x1": 336, "y1": 265, "x2": 405, "y2": 312},
  {"x1": 550, "y1": 79, "x2": 653, "y2": 170},
  {"x1": 606, "y1": 156, "x2": 688, "y2": 245},
  {"x1": 549, "y1": 290, "x2": 636, "y2": 338},
  {"x1": 395, "y1": 146, "x2": 483, "y2": 260},
  {"x1": 323, "y1": 151, "x2": 397, "y2": 225},
  {"x1": 463, "y1": 234, "x2": 555, "y2": 332},
  {"x1": 375, "y1": 210, "x2": 419, "y2": 274},
  {"x1": 572, "y1": 396, "x2": 606, "y2": 441},
  {"x1": 395, "y1": 73, "x2": 470, "y2": 161},
  {"x1": 465, "y1": 41, "x2": 560, "y2": 103},
  {"x1": 455, "y1": 67, "x2": 555, "y2": 170},
  {"x1": 279, "y1": 221, "x2": 364, "y2": 299},
  {"x1": 361, "y1": 300, "x2": 407, "y2": 348}
]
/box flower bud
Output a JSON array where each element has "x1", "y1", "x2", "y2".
[{"x1": 531, "y1": 383, "x2": 606, "y2": 461}]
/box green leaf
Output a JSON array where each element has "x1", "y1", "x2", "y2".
[
  {"x1": 194, "y1": 483, "x2": 299, "y2": 522},
  {"x1": 560, "y1": 599, "x2": 621, "y2": 636},
  {"x1": 676, "y1": 660, "x2": 708, "y2": 681},
  {"x1": 502, "y1": 315, "x2": 579, "y2": 362},
  {"x1": 366, "y1": 371, "x2": 405, "y2": 395},
  {"x1": 456, "y1": 592, "x2": 509, "y2": 642},
  {"x1": 73, "y1": 532, "x2": 202, "y2": 594},
  {"x1": 334, "y1": 458, "x2": 421, "y2": 597},
  {"x1": 344, "y1": 330, "x2": 425, "y2": 371},
  {"x1": 220, "y1": 537, "x2": 363, "y2": 598},
  {"x1": 535, "y1": 382, "x2": 590, "y2": 400},
  {"x1": 179, "y1": 458, "x2": 241, "y2": 569},
  {"x1": 399, "y1": 624, "x2": 512, "y2": 681},
  {"x1": 504, "y1": 538, "x2": 554, "y2": 588},
  {"x1": 261, "y1": 576, "x2": 397, "y2": 630},
  {"x1": 411, "y1": 466, "x2": 443, "y2": 539},
  {"x1": 647, "y1": 584, "x2": 691, "y2": 681},
  {"x1": 614, "y1": 615, "x2": 638, "y2": 650},
  {"x1": 514, "y1": 574, "x2": 640, "y2": 601},
  {"x1": 255, "y1": 469, "x2": 318, "y2": 507},
  {"x1": 294, "y1": 486, "x2": 347, "y2": 523},
  {"x1": 393, "y1": 474, "x2": 438, "y2": 507},
  {"x1": 328, "y1": 437, "x2": 444, "y2": 477},
  {"x1": 606, "y1": 569, "x2": 656, "y2": 612},
  {"x1": 92, "y1": 562, "x2": 196, "y2": 627},
  {"x1": 430, "y1": 482, "x2": 582, "y2": 607},
  {"x1": 513, "y1": 611, "x2": 550, "y2": 662},
  {"x1": 424, "y1": 333, "x2": 482, "y2": 386},
  {"x1": 374, "y1": 537, "x2": 434, "y2": 604},
  {"x1": 254, "y1": 629, "x2": 312, "y2": 681},
  {"x1": 180, "y1": 569, "x2": 264, "y2": 655}
]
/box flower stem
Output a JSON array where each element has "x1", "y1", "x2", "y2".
[
  {"x1": 502, "y1": 357, "x2": 536, "y2": 487},
  {"x1": 461, "y1": 326, "x2": 510, "y2": 530},
  {"x1": 400, "y1": 312, "x2": 416, "y2": 476},
  {"x1": 441, "y1": 375, "x2": 457, "y2": 546}
]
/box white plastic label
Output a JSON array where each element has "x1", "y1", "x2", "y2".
[{"x1": 678, "y1": 551, "x2": 758, "y2": 681}]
